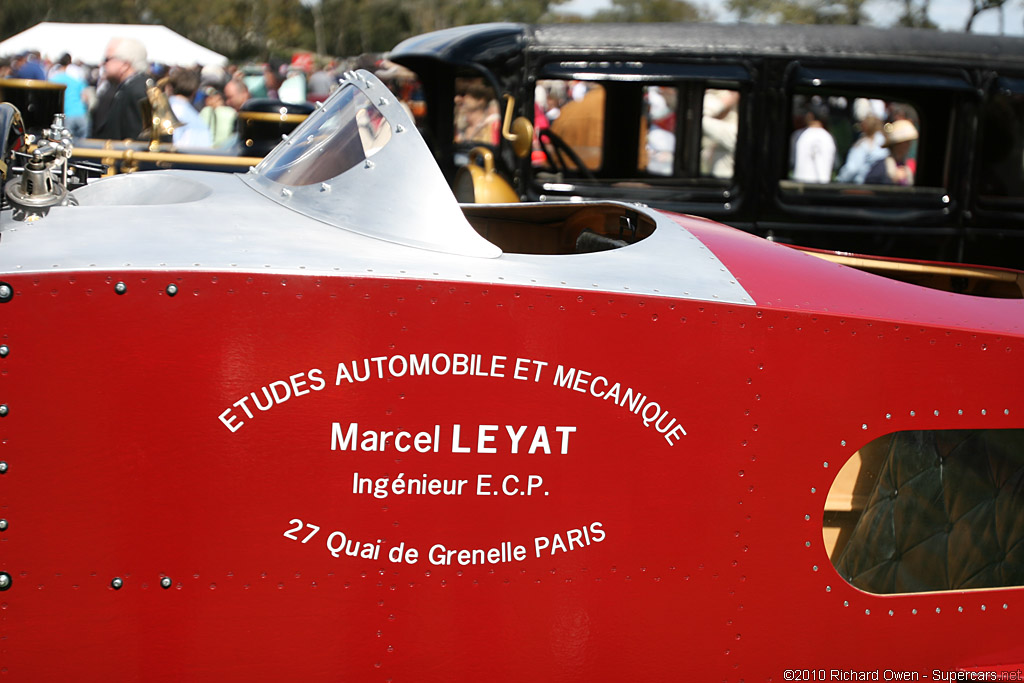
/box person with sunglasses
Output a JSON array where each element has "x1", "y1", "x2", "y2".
[{"x1": 92, "y1": 37, "x2": 149, "y2": 140}]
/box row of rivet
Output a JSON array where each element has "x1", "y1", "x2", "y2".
[
  {"x1": 0, "y1": 280, "x2": 184, "y2": 594},
  {"x1": 114, "y1": 282, "x2": 179, "y2": 297},
  {"x1": 0, "y1": 573, "x2": 182, "y2": 592},
  {"x1": 0, "y1": 284, "x2": 9, "y2": 592},
  {"x1": 111, "y1": 576, "x2": 174, "y2": 590}
]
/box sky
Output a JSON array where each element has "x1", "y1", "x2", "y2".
[{"x1": 558, "y1": 0, "x2": 1024, "y2": 36}]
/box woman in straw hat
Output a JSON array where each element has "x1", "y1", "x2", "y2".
[{"x1": 864, "y1": 119, "x2": 918, "y2": 186}]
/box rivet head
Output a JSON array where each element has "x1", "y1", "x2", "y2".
[
  {"x1": 0, "y1": 519, "x2": 7, "y2": 531},
  {"x1": 0, "y1": 345, "x2": 8, "y2": 357},
  {"x1": 0, "y1": 572, "x2": 11, "y2": 591},
  {"x1": 114, "y1": 282, "x2": 127, "y2": 295},
  {"x1": 161, "y1": 577, "x2": 172, "y2": 589},
  {"x1": 166, "y1": 284, "x2": 178, "y2": 297},
  {"x1": 0, "y1": 404, "x2": 7, "y2": 417},
  {"x1": 0, "y1": 461, "x2": 7, "y2": 474},
  {"x1": 111, "y1": 577, "x2": 123, "y2": 590},
  {"x1": 0, "y1": 283, "x2": 12, "y2": 302}
]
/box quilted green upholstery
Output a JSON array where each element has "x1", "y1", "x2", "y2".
[{"x1": 834, "y1": 429, "x2": 1024, "y2": 594}]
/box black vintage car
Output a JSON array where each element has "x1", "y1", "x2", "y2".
[{"x1": 390, "y1": 22, "x2": 1024, "y2": 267}]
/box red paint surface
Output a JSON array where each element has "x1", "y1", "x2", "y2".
[{"x1": 2, "y1": 221, "x2": 1023, "y2": 680}]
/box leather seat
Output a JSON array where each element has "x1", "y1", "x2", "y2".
[{"x1": 834, "y1": 429, "x2": 1024, "y2": 594}]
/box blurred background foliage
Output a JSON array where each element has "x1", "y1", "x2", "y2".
[{"x1": 0, "y1": 0, "x2": 999, "y2": 61}]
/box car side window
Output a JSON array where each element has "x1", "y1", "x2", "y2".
[
  {"x1": 700, "y1": 89, "x2": 740, "y2": 180},
  {"x1": 977, "y1": 86, "x2": 1024, "y2": 200},
  {"x1": 787, "y1": 94, "x2": 922, "y2": 188},
  {"x1": 454, "y1": 77, "x2": 501, "y2": 146},
  {"x1": 536, "y1": 79, "x2": 605, "y2": 171},
  {"x1": 642, "y1": 85, "x2": 678, "y2": 176},
  {"x1": 640, "y1": 86, "x2": 739, "y2": 180},
  {"x1": 535, "y1": 79, "x2": 741, "y2": 182}
]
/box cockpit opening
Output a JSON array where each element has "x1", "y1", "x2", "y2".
[{"x1": 461, "y1": 202, "x2": 656, "y2": 255}]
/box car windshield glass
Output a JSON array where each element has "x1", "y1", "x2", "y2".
[{"x1": 257, "y1": 83, "x2": 392, "y2": 186}]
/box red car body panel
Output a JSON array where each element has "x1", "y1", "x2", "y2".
[{"x1": 1, "y1": 71, "x2": 1022, "y2": 681}]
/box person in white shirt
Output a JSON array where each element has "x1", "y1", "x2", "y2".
[
  {"x1": 163, "y1": 67, "x2": 213, "y2": 149},
  {"x1": 790, "y1": 100, "x2": 836, "y2": 183}
]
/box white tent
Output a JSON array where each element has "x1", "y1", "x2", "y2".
[{"x1": 0, "y1": 22, "x2": 228, "y2": 67}]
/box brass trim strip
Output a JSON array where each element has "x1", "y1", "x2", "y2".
[
  {"x1": 0, "y1": 78, "x2": 66, "y2": 91},
  {"x1": 803, "y1": 250, "x2": 1022, "y2": 284},
  {"x1": 237, "y1": 111, "x2": 309, "y2": 124},
  {"x1": 71, "y1": 147, "x2": 263, "y2": 168}
]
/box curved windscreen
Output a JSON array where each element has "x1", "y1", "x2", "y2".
[
  {"x1": 241, "y1": 69, "x2": 501, "y2": 258},
  {"x1": 257, "y1": 84, "x2": 392, "y2": 186}
]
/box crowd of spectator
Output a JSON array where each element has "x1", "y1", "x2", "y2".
[{"x1": 0, "y1": 40, "x2": 414, "y2": 152}]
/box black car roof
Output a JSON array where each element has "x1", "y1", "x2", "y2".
[
  {"x1": 390, "y1": 23, "x2": 526, "y2": 66},
  {"x1": 391, "y1": 21, "x2": 1024, "y2": 69}
]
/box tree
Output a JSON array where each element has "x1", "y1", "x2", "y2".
[
  {"x1": 725, "y1": 0, "x2": 870, "y2": 24},
  {"x1": 312, "y1": 0, "x2": 568, "y2": 56},
  {"x1": 964, "y1": 0, "x2": 1005, "y2": 31},
  {"x1": 894, "y1": 0, "x2": 937, "y2": 28},
  {"x1": 592, "y1": 0, "x2": 706, "y2": 22},
  {"x1": 2, "y1": 0, "x2": 140, "y2": 43}
]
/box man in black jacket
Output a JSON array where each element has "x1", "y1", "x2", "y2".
[{"x1": 91, "y1": 38, "x2": 149, "y2": 140}]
